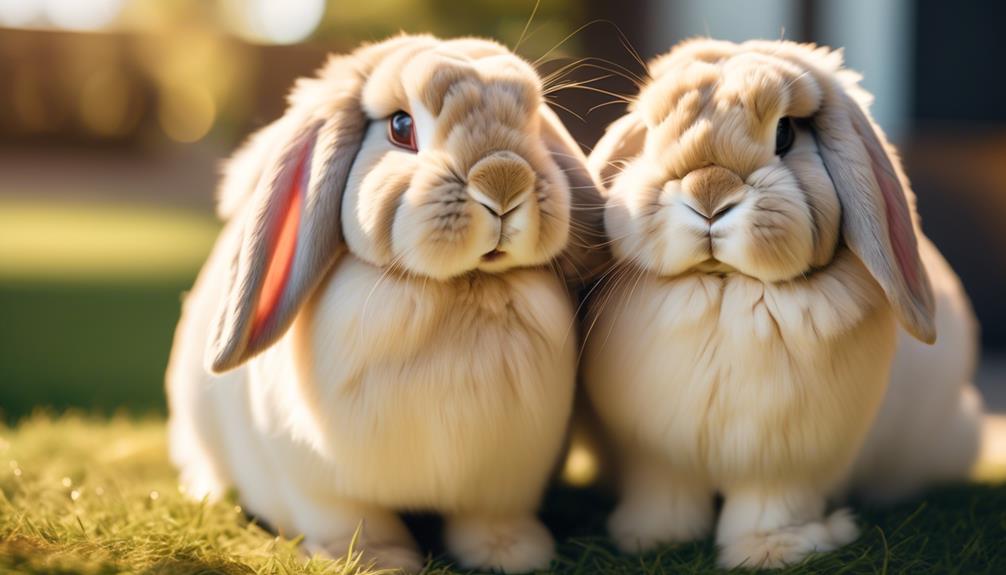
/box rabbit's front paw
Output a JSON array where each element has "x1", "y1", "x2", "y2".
[
  {"x1": 717, "y1": 508, "x2": 859, "y2": 569},
  {"x1": 445, "y1": 514, "x2": 555, "y2": 573},
  {"x1": 607, "y1": 473, "x2": 713, "y2": 554},
  {"x1": 608, "y1": 491, "x2": 712, "y2": 553}
]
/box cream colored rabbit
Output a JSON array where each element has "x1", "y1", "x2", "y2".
[
  {"x1": 583, "y1": 38, "x2": 982, "y2": 568},
  {"x1": 166, "y1": 34, "x2": 605, "y2": 573}
]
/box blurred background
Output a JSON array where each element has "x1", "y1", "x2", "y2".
[{"x1": 1, "y1": 0, "x2": 1004, "y2": 422}]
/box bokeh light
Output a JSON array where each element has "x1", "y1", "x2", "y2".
[
  {"x1": 561, "y1": 442, "x2": 599, "y2": 487},
  {"x1": 79, "y1": 68, "x2": 135, "y2": 137},
  {"x1": 42, "y1": 0, "x2": 123, "y2": 31},
  {"x1": 158, "y1": 83, "x2": 216, "y2": 143},
  {"x1": 245, "y1": 0, "x2": 325, "y2": 44},
  {"x1": 0, "y1": 0, "x2": 41, "y2": 27},
  {"x1": 11, "y1": 68, "x2": 52, "y2": 132}
]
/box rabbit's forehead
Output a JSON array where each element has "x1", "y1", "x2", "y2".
[
  {"x1": 362, "y1": 45, "x2": 541, "y2": 120},
  {"x1": 640, "y1": 51, "x2": 822, "y2": 133},
  {"x1": 635, "y1": 51, "x2": 824, "y2": 177}
]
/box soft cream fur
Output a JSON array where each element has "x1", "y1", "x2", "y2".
[
  {"x1": 583, "y1": 38, "x2": 982, "y2": 569},
  {"x1": 167, "y1": 34, "x2": 604, "y2": 573},
  {"x1": 850, "y1": 236, "x2": 983, "y2": 503}
]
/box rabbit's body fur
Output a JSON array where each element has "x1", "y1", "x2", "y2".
[
  {"x1": 584, "y1": 249, "x2": 893, "y2": 492},
  {"x1": 584, "y1": 250, "x2": 889, "y2": 559},
  {"x1": 169, "y1": 225, "x2": 575, "y2": 568},
  {"x1": 852, "y1": 237, "x2": 983, "y2": 503},
  {"x1": 584, "y1": 238, "x2": 981, "y2": 503}
]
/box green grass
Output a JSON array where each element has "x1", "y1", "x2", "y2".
[
  {"x1": 1, "y1": 416, "x2": 1004, "y2": 575},
  {"x1": 0, "y1": 200, "x2": 219, "y2": 283},
  {"x1": 0, "y1": 199, "x2": 219, "y2": 421},
  {"x1": 0, "y1": 281, "x2": 189, "y2": 419}
]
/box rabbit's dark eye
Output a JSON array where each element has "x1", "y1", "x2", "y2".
[
  {"x1": 775, "y1": 116, "x2": 795, "y2": 156},
  {"x1": 388, "y1": 111, "x2": 417, "y2": 151}
]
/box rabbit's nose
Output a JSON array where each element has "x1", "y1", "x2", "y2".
[
  {"x1": 466, "y1": 151, "x2": 534, "y2": 216},
  {"x1": 680, "y1": 166, "x2": 745, "y2": 221}
]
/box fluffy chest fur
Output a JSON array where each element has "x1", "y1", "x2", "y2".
[
  {"x1": 246, "y1": 256, "x2": 577, "y2": 512},
  {"x1": 584, "y1": 250, "x2": 898, "y2": 488}
]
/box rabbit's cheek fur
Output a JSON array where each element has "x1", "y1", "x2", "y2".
[
  {"x1": 391, "y1": 173, "x2": 495, "y2": 279},
  {"x1": 606, "y1": 161, "x2": 817, "y2": 281},
  {"x1": 387, "y1": 171, "x2": 560, "y2": 279},
  {"x1": 341, "y1": 123, "x2": 416, "y2": 267},
  {"x1": 604, "y1": 163, "x2": 705, "y2": 277},
  {"x1": 712, "y1": 165, "x2": 816, "y2": 281},
  {"x1": 779, "y1": 133, "x2": 842, "y2": 267}
]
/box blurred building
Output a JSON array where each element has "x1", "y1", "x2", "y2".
[{"x1": 0, "y1": 0, "x2": 1003, "y2": 416}]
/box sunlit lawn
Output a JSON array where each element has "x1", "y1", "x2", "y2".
[
  {"x1": 2, "y1": 415, "x2": 1006, "y2": 575},
  {"x1": 0, "y1": 200, "x2": 218, "y2": 284},
  {"x1": 1, "y1": 199, "x2": 1006, "y2": 574},
  {"x1": 0, "y1": 199, "x2": 219, "y2": 418}
]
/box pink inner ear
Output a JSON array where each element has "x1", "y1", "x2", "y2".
[
  {"x1": 868, "y1": 146, "x2": 920, "y2": 289},
  {"x1": 251, "y1": 150, "x2": 306, "y2": 339}
]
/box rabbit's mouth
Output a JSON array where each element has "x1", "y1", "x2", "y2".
[
  {"x1": 481, "y1": 249, "x2": 507, "y2": 263},
  {"x1": 694, "y1": 258, "x2": 737, "y2": 274}
]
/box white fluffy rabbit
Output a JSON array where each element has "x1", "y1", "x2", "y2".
[
  {"x1": 582, "y1": 38, "x2": 983, "y2": 568},
  {"x1": 166, "y1": 34, "x2": 605, "y2": 573}
]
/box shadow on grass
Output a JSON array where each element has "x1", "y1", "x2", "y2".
[{"x1": 387, "y1": 481, "x2": 1006, "y2": 574}]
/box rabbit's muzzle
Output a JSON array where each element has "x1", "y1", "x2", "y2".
[
  {"x1": 466, "y1": 151, "x2": 535, "y2": 219},
  {"x1": 679, "y1": 165, "x2": 746, "y2": 225}
]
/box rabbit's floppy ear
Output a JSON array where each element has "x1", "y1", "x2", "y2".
[
  {"x1": 812, "y1": 84, "x2": 936, "y2": 343},
  {"x1": 216, "y1": 119, "x2": 290, "y2": 220},
  {"x1": 538, "y1": 104, "x2": 609, "y2": 284},
  {"x1": 208, "y1": 68, "x2": 368, "y2": 373}
]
